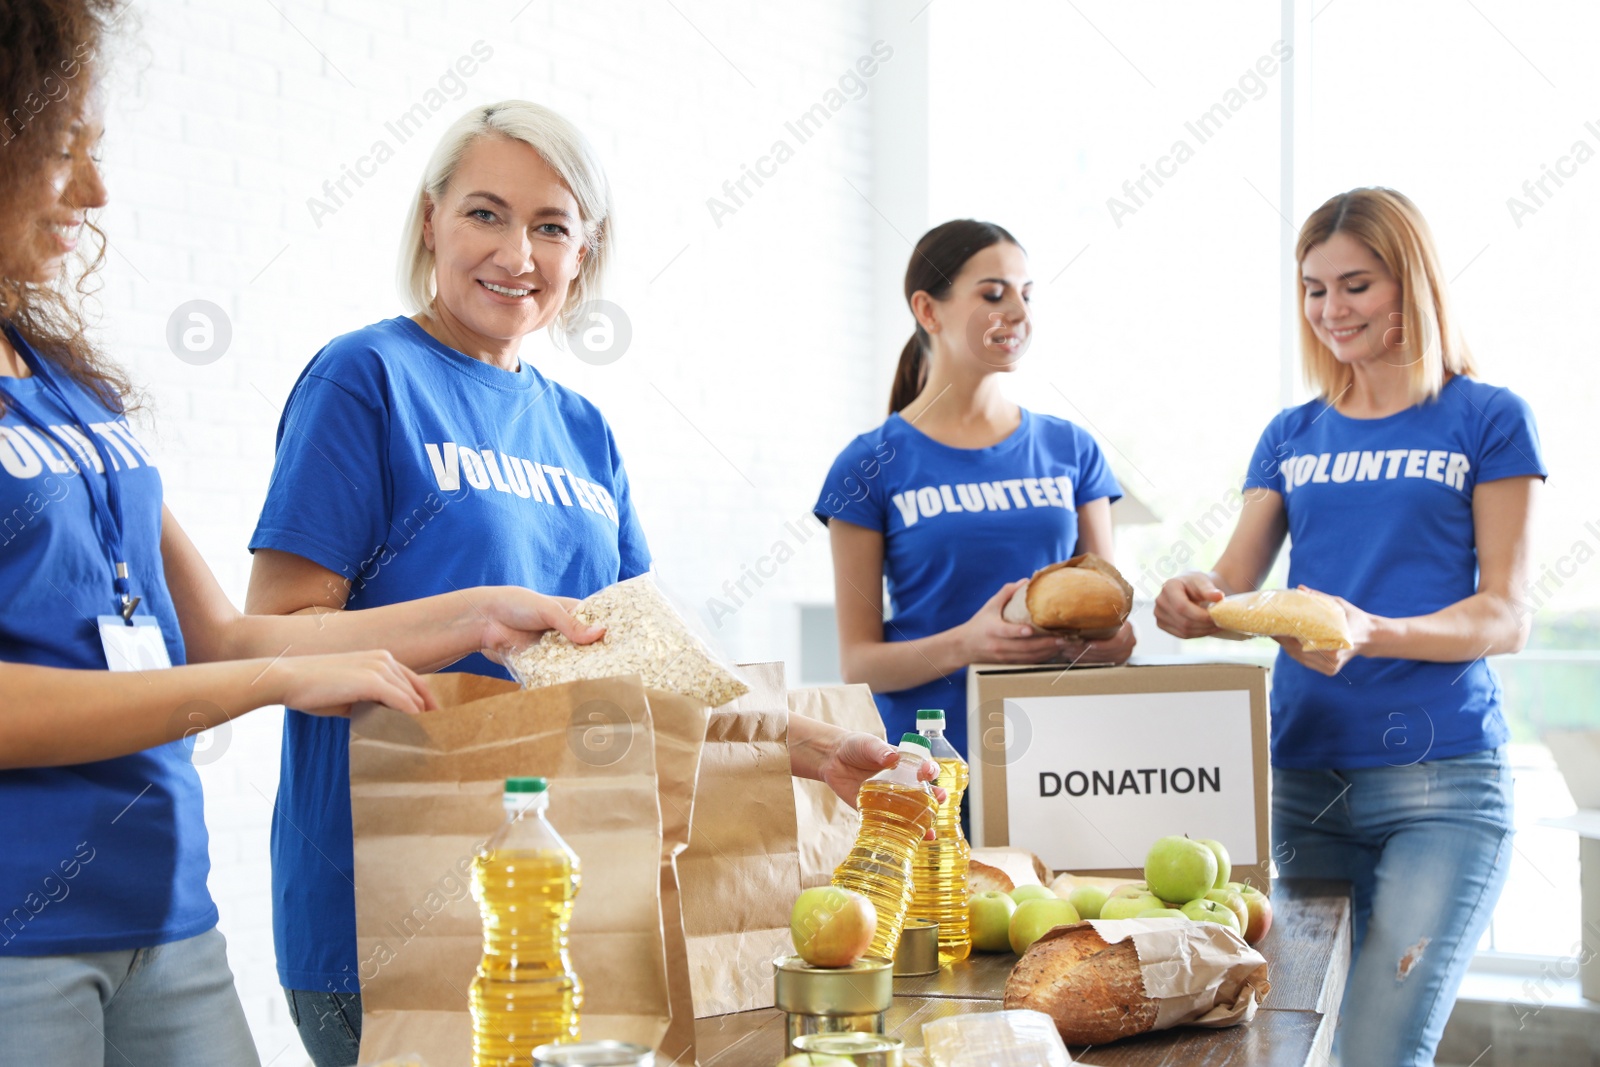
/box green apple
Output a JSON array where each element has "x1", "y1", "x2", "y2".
[
  {"x1": 1008, "y1": 898, "x2": 1081, "y2": 955},
  {"x1": 1144, "y1": 836, "x2": 1218, "y2": 904},
  {"x1": 1135, "y1": 907, "x2": 1188, "y2": 920},
  {"x1": 1009, "y1": 885, "x2": 1055, "y2": 904},
  {"x1": 1109, "y1": 881, "x2": 1150, "y2": 899},
  {"x1": 1196, "y1": 838, "x2": 1231, "y2": 888},
  {"x1": 1228, "y1": 881, "x2": 1274, "y2": 944},
  {"x1": 1066, "y1": 885, "x2": 1110, "y2": 920},
  {"x1": 968, "y1": 890, "x2": 1017, "y2": 952},
  {"x1": 1099, "y1": 891, "x2": 1162, "y2": 920},
  {"x1": 1180, "y1": 897, "x2": 1241, "y2": 933},
  {"x1": 1204, "y1": 888, "x2": 1249, "y2": 933},
  {"x1": 790, "y1": 886, "x2": 876, "y2": 968}
]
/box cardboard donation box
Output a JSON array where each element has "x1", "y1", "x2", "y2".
[{"x1": 966, "y1": 661, "x2": 1272, "y2": 887}]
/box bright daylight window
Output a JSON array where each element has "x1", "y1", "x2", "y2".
[{"x1": 928, "y1": 0, "x2": 1599, "y2": 960}]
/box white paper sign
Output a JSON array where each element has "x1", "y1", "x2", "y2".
[{"x1": 1002, "y1": 689, "x2": 1258, "y2": 870}]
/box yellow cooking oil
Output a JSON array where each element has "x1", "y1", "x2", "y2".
[
  {"x1": 470, "y1": 778, "x2": 582, "y2": 1066},
  {"x1": 831, "y1": 733, "x2": 939, "y2": 959},
  {"x1": 909, "y1": 709, "x2": 972, "y2": 965}
]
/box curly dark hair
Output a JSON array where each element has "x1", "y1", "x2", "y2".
[{"x1": 0, "y1": 0, "x2": 132, "y2": 413}]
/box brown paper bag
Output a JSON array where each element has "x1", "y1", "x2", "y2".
[
  {"x1": 350, "y1": 674, "x2": 705, "y2": 1066},
  {"x1": 786, "y1": 682, "x2": 884, "y2": 889},
  {"x1": 678, "y1": 663, "x2": 802, "y2": 1017}
]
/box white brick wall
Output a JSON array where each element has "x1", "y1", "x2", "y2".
[{"x1": 94, "y1": 1, "x2": 909, "y2": 1060}]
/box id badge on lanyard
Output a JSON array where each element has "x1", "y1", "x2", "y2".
[{"x1": 1, "y1": 323, "x2": 171, "y2": 671}]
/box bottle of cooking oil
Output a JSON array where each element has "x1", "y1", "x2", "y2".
[
  {"x1": 470, "y1": 776, "x2": 582, "y2": 1066},
  {"x1": 908, "y1": 709, "x2": 971, "y2": 965},
  {"x1": 831, "y1": 732, "x2": 939, "y2": 960}
]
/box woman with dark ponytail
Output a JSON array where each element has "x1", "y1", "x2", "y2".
[{"x1": 813, "y1": 220, "x2": 1134, "y2": 761}]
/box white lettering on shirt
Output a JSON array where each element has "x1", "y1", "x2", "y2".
[
  {"x1": 885, "y1": 472, "x2": 1090, "y2": 527},
  {"x1": 1281, "y1": 448, "x2": 1473, "y2": 494}
]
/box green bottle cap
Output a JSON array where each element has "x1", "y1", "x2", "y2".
[
  {"x1": 916, "y1": 709, "x2": 944, "y2": 720},
  {"x1": 505, "y1": 777, "x2": 548, "y2": 793},
  {"x1": 900, "y1": 732, "x2": 932, "y2": 751}
]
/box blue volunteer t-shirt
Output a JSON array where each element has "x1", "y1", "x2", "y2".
[
  {"x1": 1244, "y1": 376, "x2": 1546, "y2": 769},
  {"x1": 250, "y1": 316, "x2": 651, "y2": 993},
  {"x1": 813, "y1": 409, "x2": 1121, "y2": 757},
  {"x1": 0, "y1": 357, "x2": 216, "y2": 956}
]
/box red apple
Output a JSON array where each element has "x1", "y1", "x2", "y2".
[
  {"x1": 791, "y1": 887, "x2": 875, "y2": 967},
  {"x1": 1228, "y1": 881, "x2": 1274, "y2": 944}
]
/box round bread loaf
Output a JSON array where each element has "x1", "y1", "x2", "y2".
[
  {"x1": 1002, "y1": 554, "x2": 1133, "y2": 639},
  {"x1": 1003, "y1": 923, "x2": 1160, "y2": 1044}
]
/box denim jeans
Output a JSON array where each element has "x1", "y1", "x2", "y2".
[
  {"x1": 0, "y1": 926, "x2": 259, "y2": 1067},
  {"x1": 1273, "y1": 747, "x2": 1513, "y2": 1066},
  {"x1": 285, "y1": 987, "x2": 363, "y2": 1067}
]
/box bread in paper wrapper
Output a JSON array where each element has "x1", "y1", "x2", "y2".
[
  {"x1": 508, "y1": 575, "x2": 749, "y2": 707},
  {"x1": 1208, "y1": 587, "x2": 1353, "y2": 651},
  {"x1": 1003, "y1": 918, "x2": 1270, "y2": 1046}
]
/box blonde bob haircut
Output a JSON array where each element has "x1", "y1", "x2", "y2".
[
  {"x1": 397, "y1": 100, "x2": 612, "y2": 339},
  {"x1": 1296, "y1": 187, "x2": 1475, "y2": 406}
]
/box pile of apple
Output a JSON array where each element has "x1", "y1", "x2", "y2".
[
  {"x1": 1100, "y1": 835, "x2": 1272, "y2": 943},
  {"x1": 967, "y1": 836, "x2": 1273, "y2": 956}
]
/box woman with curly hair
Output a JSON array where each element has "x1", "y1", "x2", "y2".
[{"x1": 0, "y1": 5, "x2": 603, "y2": 1062}]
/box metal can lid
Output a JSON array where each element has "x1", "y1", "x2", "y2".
[
  {"x1": 774, "y1": 954, "x2": 894, "y2": 1014},
  {"x1": 531, "y1": 1040, "x2": 654, "y2": 1066},
  {"x1": 793, "y1": 1031, "x2": 905, "y2": 1054}
]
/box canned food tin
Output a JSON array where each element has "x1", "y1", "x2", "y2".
[
  {"x1": 891, "y1": 919, "x2": 939, "y2": 976},
  {"x1": 531, "y1": 1040, "x2": 655, "y2": 1066},
  {"x1": 775, "y1": 954, "x2": 894, "y2": 1056},
  {"x1": 792, "y1": 1031, "x2": 904, "y2": 1067}
]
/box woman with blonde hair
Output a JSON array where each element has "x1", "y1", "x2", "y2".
[
  {"x1": 1155, "y1": 187, "x2": 1544, "y2": 1064},
  {"x1": 246, "y1": 100, "x2": 936, "y2": 1066}
]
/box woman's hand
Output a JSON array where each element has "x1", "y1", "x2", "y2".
[
  {"x1": 1054, "y1": 620, "x2": 1137, "y2": 665},
  {"x1": 956, "y1": 580, "x2": 1072, "y2": 664},
  {"x1": 1154, "y1": 572, "x2": 1226, "y2": 639},
  {"x1": 1274, "y1": 591, "x2": 1381, "y2": 676},
  {"x1": 817, "y1": 731, "x2": 947, "y2": 838},
  {"x1": 479, "y1": 587, "x2": 606, "y2": 662},
  {"x1": 265, "y1": 650, "x2": 438, "y2": 716}
]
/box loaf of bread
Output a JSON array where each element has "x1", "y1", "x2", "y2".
[
  {"x1": 968, "y1": 859, "x2": 1015, "y2": 894},
  {"x1": 1209, "y1": 588, "x2": 1352, "y2": 651},
  {"x1": 1004, "y1": 925, "x2": 1158, "y2": 1045},
  {"x1": 1004, "y1": 921, "x2": 1271, "y2": 1046},
  {"x1": 1002, "y1": 554, "x2": 1133, "y2": 640}
]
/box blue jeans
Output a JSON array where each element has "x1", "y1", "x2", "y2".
[
  {"x1": 0, "y1": 927, "x2": 259, "y2": 1067},
  {"x1": 285, "y1": 987, "x2": 363, "y2": 1067},
  {"x1": 1273, "y1": 747, "x2": 1513, "y2": 1066}
]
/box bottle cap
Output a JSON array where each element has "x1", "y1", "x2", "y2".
[
  {"x1": 505, "y1": 777, "x2": 548, "y2": 793},
  {"x1": 899, "y1": 732, "x2": 932, "y2": 751},
  {"x1": 916, "y1": 709, "x2": 945, "y2": 726}
]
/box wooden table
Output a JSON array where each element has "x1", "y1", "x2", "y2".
[{"x1": 694, "y1": 879, "x2": 1351, "y2": 1066}]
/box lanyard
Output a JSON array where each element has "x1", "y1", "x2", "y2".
[{"x1": 0, "y1": 322, "x2": 141, "y2": 620}]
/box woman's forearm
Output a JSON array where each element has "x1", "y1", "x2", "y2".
[
  {"x1": 840, "y1": 627, "x2": 967, "y2": 692},
  {"x1": 1364, "y1": 591, "x2": 1529, "y2": 662},
  {"x1": 208, "y1": 588, "x2": 497, "y2": 672},
  {"x1": 0, "y1": 660, "x2": 287, "y2": 769}
]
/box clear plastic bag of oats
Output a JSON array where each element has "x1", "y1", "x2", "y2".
[{"x1": 507, "y1": 572, "x2": 750, "y2": 708}]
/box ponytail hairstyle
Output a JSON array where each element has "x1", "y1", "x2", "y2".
[
  {"x1": 889, "y1": 219, "x2": 1022, "y2": 415},
  {"x1": 1296, "y1": 187, "x2": 1474, "y2": 405}
]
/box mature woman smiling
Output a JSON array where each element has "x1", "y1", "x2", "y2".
[{"x1": 244, "y1": 100, "x2": 934, "y2": 1067}]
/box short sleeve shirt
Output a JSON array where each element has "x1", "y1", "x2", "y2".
[
  {"x1": 1243, "y1": 376, "x2": 1546, "y2": 768},
  {"x1": 814, "y1": 409, "x2": 1121, "y2": 756}
]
